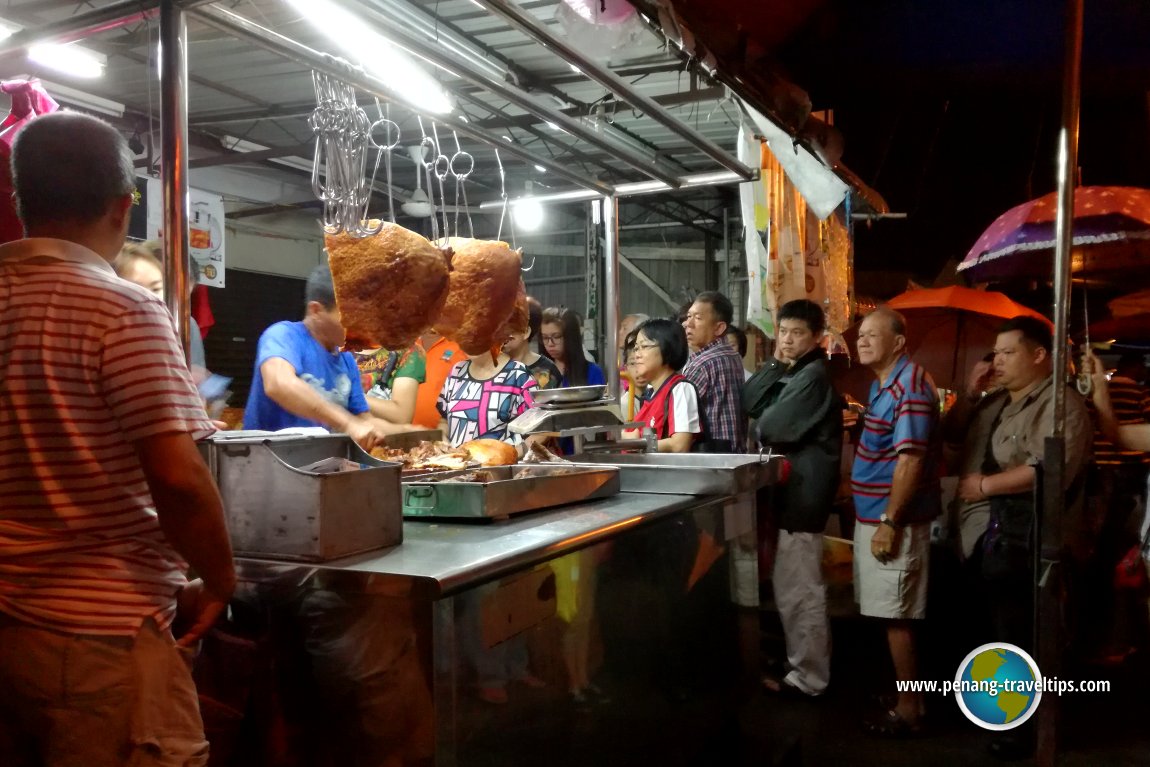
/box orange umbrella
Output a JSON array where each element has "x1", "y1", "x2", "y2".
[
  {"x1": 886, "y1": 285, "x2": 1052, "y2": 325},
  {"x1": 845, "y1": 286, "x2": 1051, "y2": 391}
]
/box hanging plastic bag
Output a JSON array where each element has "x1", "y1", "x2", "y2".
[{"x1": 0, "y1": 79, "x2": 59, "y2": 244}]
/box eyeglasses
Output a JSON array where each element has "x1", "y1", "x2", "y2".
[
  {"x1": 541, "y1": 335, "x2": 563, "y2": 343},
  {"x1": 632, "y1": 342, "x2": 660, "y2": 353}
]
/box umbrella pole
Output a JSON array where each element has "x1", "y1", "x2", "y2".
[
  {"x1": 1041, "y1": 0, "x2": 1083, "y2": 763},
  {"x1": 950, "y1": 313, "x2": 963, "y2": 389}
]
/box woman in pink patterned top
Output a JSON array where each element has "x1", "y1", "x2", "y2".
[{"x1": 436, "y1": 350, "x2": 538, "y2": 446}]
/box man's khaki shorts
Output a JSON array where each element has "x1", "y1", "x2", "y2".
[
  {"x1": 853, "y1": 520, "x2": 931, "y2": 620},
  {"x1": 0, "y1": 614, "x2": 208, "y2": 767}
]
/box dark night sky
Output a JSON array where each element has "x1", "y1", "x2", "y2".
[{"x1": 770, "y1": 0, "x2": 1150, "y2": 286}]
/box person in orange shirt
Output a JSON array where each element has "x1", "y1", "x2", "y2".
[{"x1": 413, "y1": 330, "x2": 468, "y2": 430}]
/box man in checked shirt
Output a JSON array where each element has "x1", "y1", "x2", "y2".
[{"x1": 682, "y1": 291, "x2": 748, "y2": 453}]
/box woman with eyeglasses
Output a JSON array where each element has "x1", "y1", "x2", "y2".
[
  {"x1": 623, "y1": 318, "x2": 701, "y2": 453},
  {"x1": 539, "y1": 307, "x2": 606, "y2": 388}
]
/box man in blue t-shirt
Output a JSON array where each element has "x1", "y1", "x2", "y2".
[
  {"x1": 243, "y1": 265, "x2": 406, "y2": 450},
  {"x1": 850, "y1": 307, "x2": 941, "y2": 737}
]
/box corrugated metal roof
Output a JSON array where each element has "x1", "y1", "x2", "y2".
[{"x1": 2, "y1": 0, "x2": 747, "y2": 233}]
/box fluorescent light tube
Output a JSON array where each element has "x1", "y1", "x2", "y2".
[
  {"x1": 29, "y1": 42, "x2": 105, "y2": 79},
  {"x1": 284, "y1": 0, "x2": 451, "y2": 114}
]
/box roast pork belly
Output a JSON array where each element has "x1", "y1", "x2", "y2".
[
  {"x1": 325, "y1": 222, "x2": 450, "y2": 350},
  {"x1": 435, "y1": 237, "x2": 522, "y2": 355}
]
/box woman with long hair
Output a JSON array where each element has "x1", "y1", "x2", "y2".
[{"x1": 539, "y1": 307, "x2": 605, "y2": 387}]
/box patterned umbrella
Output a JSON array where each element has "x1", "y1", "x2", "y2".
[{"x1": 958, "y1": 186, "x2": 1150, "y2": 282}]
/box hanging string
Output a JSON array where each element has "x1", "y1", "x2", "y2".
[
  {"x1": 376, "y1": 100, "x2": 398, "y2": 223},
  {"x1": 450, "y1": 131, "x2": 475, "y2": 238},
  {"x1": 431, "y1": 123, "x2": 451, "y2": 242},
  {"x1": 416, "y1": 116, "x2": 439, "y2": 243}
]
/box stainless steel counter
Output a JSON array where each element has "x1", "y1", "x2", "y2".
[
  {"x1": 217, "y1": 489, "x2": 759, "y2": 766},
  {"x1": 237, "y1": 492, "x2": 714, "y2": 598}
]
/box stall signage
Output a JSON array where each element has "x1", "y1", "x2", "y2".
[{"x1": 146, "y1": 178, "x2": 227, "y2": 288}]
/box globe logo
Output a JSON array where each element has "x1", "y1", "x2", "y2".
[{"x1": 954, "y1": 643, "x2": 1043, "y2": 730}]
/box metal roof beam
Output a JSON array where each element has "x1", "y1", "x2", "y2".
[
  {"x1": 189, "y1": 144, "x2": 310, "y2": 169},
  {"x1": 229, "y1": 200, "x2": 323, "y2": 220},
  {"x1": 470, "y1": 0, "x2": 754, "y2": 180},
  {"x1": 329, "y1": 0, "x2": 682, "y2": 188},
  {"x1": 0, "y1": 0, "x2": 158, "y2": 60},
  {"x1": 190, "y1": 4, "x2": 612, "y2": 195},
  {"x1": 473, "y1": 87, "x2": 727, "y2": 132}
]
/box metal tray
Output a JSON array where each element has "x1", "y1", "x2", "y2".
[
  {"x1": 530, "y1": 385, "x2": 607, "y2": 405},
  {"x1": 567, "y1": 452, "x2": 780, "y2": 496},
  {"x1": 401, "y1": 463, "x2": 620, "y2": 519},
  {"x1": 203, "y1": 432, "x2": 403, "y2": 561}
]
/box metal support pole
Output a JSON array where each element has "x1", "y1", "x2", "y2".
[
  {"x1": 1039, "y1": 0, "x2": 1083, "y2": 764},
  {"x1": 160, "y1": 0, "x2": 191, "y2": 358},
  {"x1": 603, "y1": 196, "x2": 621, "y2": 401},
  {"x1": 722, "y1": 208, "x2": 732, "y2": 317},
  {"x1": 1050, "y1": 0, "x2": 1083, "y2": 433},
  {"x1": 703, "y1": 232, "x2": 716, "y2": 292}
]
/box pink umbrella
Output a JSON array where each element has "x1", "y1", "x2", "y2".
[{"x1": 958, "y1": 186, "x2": 1150, "y2": 282}]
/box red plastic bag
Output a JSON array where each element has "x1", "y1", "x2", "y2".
[
  {"x1": 0, "y1": 79, "x2": 59, "y2": 244},
  {"x1": 1114, "y1": 544, "x2": 1148, "y2": 592}
]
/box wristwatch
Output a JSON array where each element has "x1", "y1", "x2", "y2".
[{"x1": 879, "y1": 513, "x2": 900, "y2": 529}]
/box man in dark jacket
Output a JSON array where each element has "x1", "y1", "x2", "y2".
[{"x1": 745, "y1": 299, "x2": 843, "y2": 696}]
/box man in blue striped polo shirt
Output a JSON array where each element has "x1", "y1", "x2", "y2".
[{"x1": 850, "y1": 308, "x2": 941, "y2": 737}]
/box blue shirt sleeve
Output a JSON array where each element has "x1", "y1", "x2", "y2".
[
  {"x1": 891, "y1": 376, "x2": 937, "y2": 454},
  {"x1": 342, "y1": 353, "x2": 370, "y2": 416},
  {"x1": 256, "y1": 322, "x2": 304, "y2": 372},
  {"x1": 587, "y1": 363, "x2": 606, "y2": 386}
]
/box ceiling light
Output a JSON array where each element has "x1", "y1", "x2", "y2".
[
  {"x1": 284, "y1": 0, "x2": 451, "y2": 114},
  {"x1": 28, "y1": 42, "x2": 105, "y2": 79},
  {"x1": 569, "y1": 64, "x2": 582, "y2": 75},
  {"x1": 614, "y1": 179, "x2": 668, "y2": 195},
  {"x1": 501, "y1": 134, "x2": 513, "y2": 143},
  {"x1": 534, "y1": 164, "x2": 546, "y2": 173},
  {"x1": 546, "y1": 121, "x2": 560, "y2": 131},
  {"x1": 514, "y1": 197, "x2": 544, "y2": 232}
]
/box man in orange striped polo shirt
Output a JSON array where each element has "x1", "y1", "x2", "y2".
[{"x1": 0, "y1": 112, "x2": 235, "y2": 765}]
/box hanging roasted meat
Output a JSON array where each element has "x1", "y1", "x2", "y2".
[
  {"x1": 435, "y1": 237, "x2": 522, "y2": 355},
  {"x1": 325, "y1": 222, "x2": 451, "y2": 350},
  {"x1": 498, "y1": 277, "x2": 530, "y2": 340}
]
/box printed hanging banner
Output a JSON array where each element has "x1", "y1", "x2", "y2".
[{"x1": 146, "y1": 178, "x2": 226, "y2": 288}]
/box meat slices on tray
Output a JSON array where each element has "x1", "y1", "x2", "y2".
[{"x1": 370, "y1": 441, "x2": 472, "y2": 471}]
